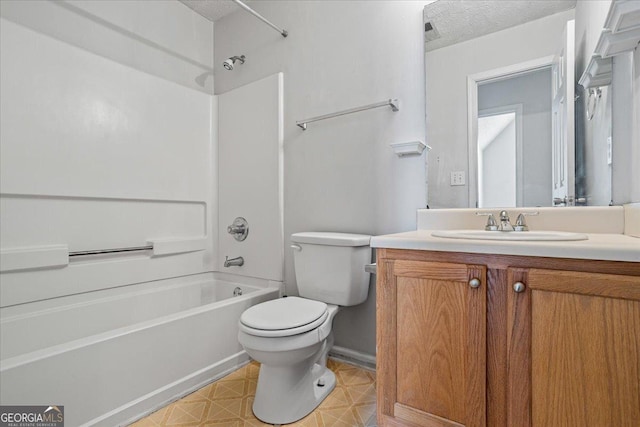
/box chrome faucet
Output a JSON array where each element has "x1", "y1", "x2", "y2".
[
  {"x1": 477, "y1": 210, "x2": 539, "y2": 232},
  {"x1": 224, "y1": 256, "x2": 244, "y2": 267},
  {"x1": 499, "y1": 210, "x2": 514, "y2": 231}
]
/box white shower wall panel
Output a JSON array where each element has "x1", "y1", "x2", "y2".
[
  {"x1": 0, "y1": 2, "x2": 215, "y2": 305},
  {"x1": 0, "y1": 195, "x2": 209, "y2": 306},
  {"x1": 0, "y1": 197, "x2": 205, "y2": 250},
  {"x1": 0, "y1": 0, "x2": 214, "y2": 93},
  {"x1": 218, "y1": 73, "x2": 284, "y2": 281},
  {"x1": 0, "y1": 18, "x2": 211, "y2": 201}
]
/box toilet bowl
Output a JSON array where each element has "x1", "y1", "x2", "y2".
[
  {"x1": 237, "y1": 232, "x2": 372, "y2": 424},
  {"x1": 238, "y1": 297, "x2": 340, "y2": 424}
]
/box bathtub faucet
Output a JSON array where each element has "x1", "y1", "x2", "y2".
[{"x1": 224, "y1": 256, "x2": 244, "y2": 267}]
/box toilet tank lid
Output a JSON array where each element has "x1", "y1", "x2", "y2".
[{"x1": 291, "y1": 232, "x2": 371, "y2": 247}]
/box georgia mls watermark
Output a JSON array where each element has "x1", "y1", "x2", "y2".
[{"x1": 0, "y1": 406, "x2": 64, "y2": 427}]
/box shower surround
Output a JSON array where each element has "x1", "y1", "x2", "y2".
[{"x1": 0, "y1": 1, "x2": 284, "y2": 425}]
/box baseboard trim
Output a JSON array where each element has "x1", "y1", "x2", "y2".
[
  {"x1": 329, "y1": 345, "x2": 376, "y2": 371},
  {"x1": 83, "y1": 351, "x2": 251, "y2": 427}
]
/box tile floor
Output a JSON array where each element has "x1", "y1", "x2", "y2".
[{"x1": 129, "y1": 359, "x2": 377, "y2": 426}]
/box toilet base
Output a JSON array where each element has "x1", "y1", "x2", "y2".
[{"x1": 252, "y1": 362, "x2": 336, "y2": 424}]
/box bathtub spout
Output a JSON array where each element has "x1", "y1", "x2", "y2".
[{"x1": 224, "y1": 256, "x2": 244, "y2": 267}]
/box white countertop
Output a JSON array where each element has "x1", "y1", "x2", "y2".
[{"x1": 371, "y1": 230, "x2": 640, "y2": 262}]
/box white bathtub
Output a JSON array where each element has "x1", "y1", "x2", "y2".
[{"x1": 0, "y1": 273, "x2": 280, "y2": 426}]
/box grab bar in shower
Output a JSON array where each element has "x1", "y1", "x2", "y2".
[
  {"x1": 0, "y1": 238, "x2": 208, "y2": 272},
  {"x1": 68, "y1": 245, "x2": 153, "y2": 257},
  {"x1": 69, "y1": 237, "x2": 207, "y2": 257},
  {"x1": 296, "y1": 98, "x2": 400, "y2": 130}
]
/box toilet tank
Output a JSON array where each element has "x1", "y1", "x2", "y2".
[{"x1": 290, "y1": 232, "x2": 371, "y2": 306}]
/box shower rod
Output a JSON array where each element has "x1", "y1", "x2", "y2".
[{"x1": 231, "y1": 0, "x2": 288, "y2": 37}]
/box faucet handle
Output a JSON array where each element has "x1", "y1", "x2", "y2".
[
  {"x1": 227, "y1": 217, "x2": 249, "y2": 241},
  {"x1": 476, "y1": 212, "x2": 498, "y2": 231},
  {"x1": 514, "y1": 211, "x2": 539, "y2": 231}
]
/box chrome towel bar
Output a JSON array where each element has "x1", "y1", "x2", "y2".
[
  {"x1": 296, "y1": 98, "x2": 400, "y2": 130},
  {"x1": 69, "y1": 245, "x2": 153, "y2": 257}
]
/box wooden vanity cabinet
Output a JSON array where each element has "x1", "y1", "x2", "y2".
[
  {"x1": 376, "y1": 249, "x2": 640, "y2": 427},
  {"x1": 377, "y1": 258, "x2": 487, "y2": 427},
  {"x1": 508, "y1": 268, "x2": 640, "y2": 427}
]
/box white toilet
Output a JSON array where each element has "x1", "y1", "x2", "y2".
[{"x1": 238, "y1": 232, "x2": 372, "y2": 424}]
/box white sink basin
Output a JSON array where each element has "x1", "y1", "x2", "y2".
[{"x1": 431, "y1": 230, "x2": 589, "y2": 241}]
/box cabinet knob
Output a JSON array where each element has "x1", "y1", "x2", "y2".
[
  {"x1": 513, "y1": 282, "x2": 526, "y2": 293},
  {"x1": 469, "y1": 278, "x2": 481, "y2": 288}
]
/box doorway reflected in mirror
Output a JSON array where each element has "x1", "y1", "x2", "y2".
[{"x1": 477, "y1": 111, "x2": 518, "y2": 208}]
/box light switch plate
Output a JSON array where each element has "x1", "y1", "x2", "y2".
[{"x1": 451, "y1": 171, "x2": 465, "y2": 186}]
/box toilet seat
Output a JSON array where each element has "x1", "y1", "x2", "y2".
[{"x1": 240, "y1": 297, "x2": 328, "y2": 338}]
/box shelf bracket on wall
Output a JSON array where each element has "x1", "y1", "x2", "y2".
[{"x1": 296, "y1": 98, "x2": 400, "y2": 130}]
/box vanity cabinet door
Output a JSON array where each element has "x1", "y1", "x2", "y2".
[
  {"x1": 377, "y1": 259, "x2": 487, "y2": 427},
  {"x1": 507, "y1": 268, "x2": 640, "y2": 427}
]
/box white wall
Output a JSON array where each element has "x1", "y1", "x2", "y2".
[
  {"x1": 0, "y1": 1, "x2": 215, "y2": 306},
  {"x1": 575, "y1": 0, "x2": 639, "y2": 205},
  {"x1": 426, "y1": 10, "x2": 575, "y2": 208},
  {"x1": 478, "y1": 69, "x2": 553, "y2": 207},
  {"x1": 0, "y1": 0, "x2": 214, "y2": 93},
  {"x1": 633, "y1": 47, "x2": 640, "y2": 203},
  {"x1": 581, "y1": 84, "x2": 612, "y2": 206},
  {"x1": 218, "y1": 73, "x2": 284, "y2": 282},
  {"x1": 574, "y1": 0, "x2": 612, "y2": 80},
  {"x1": 214, "y1": 1, "x2": 431, "y2": 357},
  {"x1": 575, "y1": 0, "x2": 613, "y2": 205},
  {"x1": 610, "y1": 49, "x2": 640, "y2": 205}
]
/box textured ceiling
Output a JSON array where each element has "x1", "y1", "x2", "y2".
[
  {"x1": 179, "y1": 1, "x2": 576, "y2": 46},
  {"x1": 424, "y1": 0, "x2": 577, "y2": 52},
  {"x1": 180, "y1": 0, "x2": 242, "y2": 22}
]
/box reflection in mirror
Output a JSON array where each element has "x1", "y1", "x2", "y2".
[
  {"x1": 478, "y1": 111, "x2": 517, "y2": 207},
  {"x1": 424, "y1": 0, "x2": 615, "y2": 208},
  {"x1": 477, "y1": 68, "x2": 552, "y2": 208}
]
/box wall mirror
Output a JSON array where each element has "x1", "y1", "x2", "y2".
[{"x1": 424, "y1": 0, "x2": 614, "y2": 208}]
